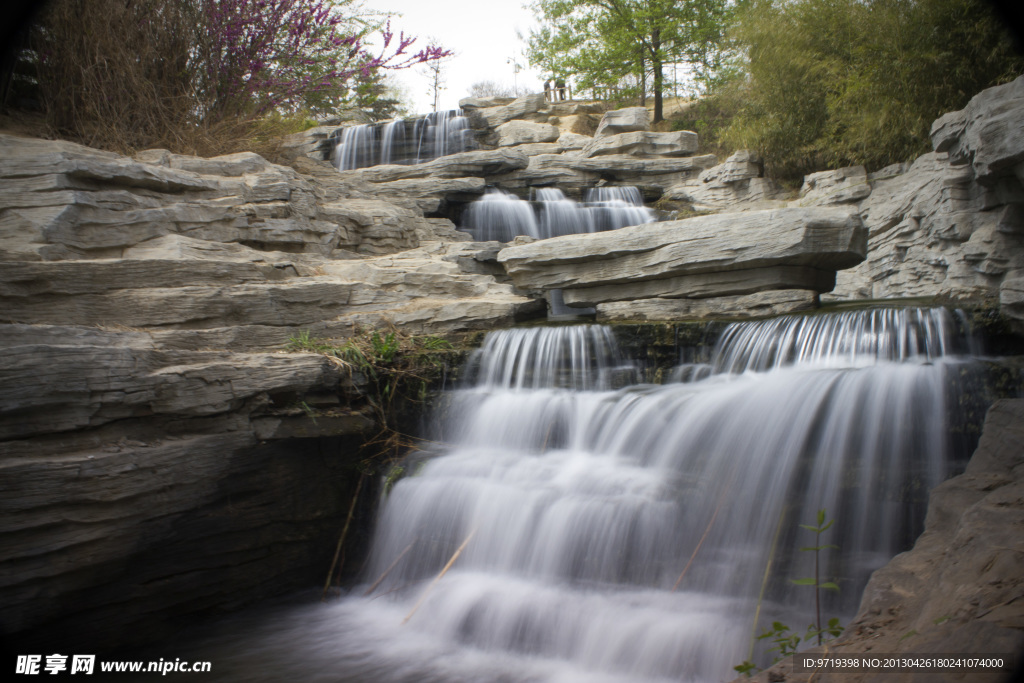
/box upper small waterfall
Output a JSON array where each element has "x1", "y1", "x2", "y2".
[{"x1": 332, "y1": 110, "x2": 475, "y2": 170}]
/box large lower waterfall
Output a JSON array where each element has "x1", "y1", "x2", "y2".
[{"x1": 200, "y1": 307, "x2": 988, "y2": 683}]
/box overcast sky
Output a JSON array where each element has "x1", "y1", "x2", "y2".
[{"x1": 361, "y1": 0, "x2": 546, "y2": 115}]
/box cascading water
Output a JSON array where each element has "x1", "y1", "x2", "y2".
[
  {"x1": 460, "y1": 186, "x2": 654, "y2": 316},
  {"x1": 461, "y1": 189, "x2": 541, "y2": 242},
  {"x1": 332, "y1": 110, "x2": 474, "y2": 170},
  {"x1": 201, "y1": 307, "x2": 986, "y2": 683},
  {"x1": 460, "y1": 186, "x2": 655, "y2": 242}
]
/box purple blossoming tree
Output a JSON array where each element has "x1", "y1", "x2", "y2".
[{"x1": 197, "y1": 0, "x2": 450, "y2": 120}]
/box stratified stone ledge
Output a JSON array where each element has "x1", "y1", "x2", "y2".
[{"x1": 596, "y1": 290, "x2": 819, "y2": 322}]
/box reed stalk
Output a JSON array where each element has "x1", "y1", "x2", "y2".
[
  {"x1": 322, "y1": 473, "x2": 365, "y2": 600},
  {"x1": 402, "y1": 527, "x2": 478, "y2": 624},
  {"x1": 363, "y1": 539, "x2": 417, "y2": 597}
]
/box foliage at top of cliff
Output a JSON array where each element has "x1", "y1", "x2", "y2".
[
  {"x1": 719, "y1": 0, "x2": 1024, "y2": 180},
  {"x1": 4, "y1": 0, "x2": 449, "y2": 155}
]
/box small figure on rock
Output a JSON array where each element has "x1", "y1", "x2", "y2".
[
  {"x1": 555, "y1": 78, "x2": 566, "y2": 101},
  {"x1": 543, "y1": 80, "x2": 552, "y2": 102}
]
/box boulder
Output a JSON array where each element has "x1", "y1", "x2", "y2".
[
  {"x1": 799, "y1": 165, "x2": 872, "y2": 205},
  {"x1": 698, "y1": 150, "x2": 762, "y2": 186},
  {"x1": 665, "y1": 150, "x2": 784, "y2": 212},
  {"x1": 0, "y1": 134, "x2": 448, "y2": 260},
  {"x1": 458, "y1": 95, "x2": 515, "y2": 109},
  {"x1": 999, "y1": 274, "x2": 1024, "y2": 332},
  {"x1": 557, "y1": 133, "x2": 592, "y2": 151},
  {"x1": 580, "y1": 130, "x2": 699, "y2": 158},
  {"x1": 594, "y1": 107, "x2": 650, "y2": 137},
  {"x1": 827, "y1": 152, "x2": 1024, "y2": 303},
  {"x1": 513, "y1": 142, "x2": 565, "y2": 157},
  {"x1": 564, "y1": 266, "x2": 837, "y2": 307},
  {"x1": 469, "y1": 93, "x2": 547, "y2": 129},
  {"x1": 493, "y1": 153, "x2": 717, "y2": 194},
  {"x1": 495, "y1": 120, "x2": 561, "y2": 147},
  {"x1": 931, "y1": 75, "x2": 1024, "y2": 184},
  {"x1": 497, "y1": 207, "x2": 867, "y2": 305}
]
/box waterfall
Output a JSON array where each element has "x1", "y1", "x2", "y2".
[
  {"x1": 461, "y1": 186, "x2": 655, "y2": 242},
  {"x1": 332, "y1": 110, "x2": 474, "y2": 170},
  {"x1": 203, "y1": 307, "x2": 985, "y2": 683},
  {"x1": 461, "y1": 189, "x2": 541, "y2": 242}
]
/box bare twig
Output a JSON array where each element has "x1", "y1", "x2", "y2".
[
  {"x1": 363, "y1": 538, "x2": 417, "y2": 597},
  {"x1": 322, "y1": 473, "x2": 365, "y2": 601},
  {"x1": 401, "y1": 527, "x2": 478, "y2": 624},
  {"x1": 672, "y1": 467, "x2": 737, "y2": 592}
]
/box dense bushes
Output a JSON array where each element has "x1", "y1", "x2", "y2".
[
  {"x1": 719, "y1": 0, "x2": 1024, "y2": 180},
  {"x1": 17, "y1": 0, "x2": 445, "y2": 155}
]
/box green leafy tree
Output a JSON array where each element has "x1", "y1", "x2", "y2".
[
  {"x1": 723, "y1": 0, "x2": 1024, "y2": 179},
  {"x1": 526, "y1": 0, "x2": 731, "y2": 122}
]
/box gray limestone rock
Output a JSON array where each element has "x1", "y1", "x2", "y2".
[
  {"x1": 471, "y1": 93, "x2": 547, "y2": 128},
  {"x1": 495, "y1": 120, "x2": 561, "y2": 147},
  {"x1": 595, "y1": 290, "x2": 819, "y2": 321},
  {"x1": 665, "y1": 150, "x2": 784, "y2": 212},
  {"x1": 580, "y1": 131, "x2": 699, "y2": 158},
  {"x1": 799, "y1": 165, "x2": 872, "y2": 206},
  {"x1": 826, "y1": 152, "x2": 1024, "y2": 303},
  {"x1": 497, "y1": 207, "x2": 867, "y2": 303},
  {"x1": 931, "y1": 75, "x2": 1024, "y2": 184},
  {"x1": 494, "y1": 153, "x2": 717, "y2": 194},
  {"x1": 557, "y1": 132, "x2": 592, "y2": 151},
  {"x1": 334, "y1": 148, "x2": 529, "y2": 183},
  {"x1": 594, "y1": 107, "x2": 650, "y2": 137}
]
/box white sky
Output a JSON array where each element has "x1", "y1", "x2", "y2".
[{"x1": 360, "y1": 0, "x2": 546, "y2": 115}]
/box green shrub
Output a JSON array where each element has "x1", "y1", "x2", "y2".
[{"x1": 722, "y1": 0, "x2": 1024, "y2": 181}]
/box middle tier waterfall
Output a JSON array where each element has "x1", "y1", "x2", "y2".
[
  {"x1": 460, "y1": 187, "x2": 655, "y2": 242},
  {"x1": 202, "y1": 308, "x2": 986, "y2": 683}
]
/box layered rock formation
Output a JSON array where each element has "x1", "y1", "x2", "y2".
[
  {"x1": 499, "y1": 207, "x2": 866, "y2": 317},
  {"x1": 0, "y1": 132, "x2": 542, "y2": 650},
  {"x1": 823, "y1": 77, "x2": 1024, "y2": 332}
]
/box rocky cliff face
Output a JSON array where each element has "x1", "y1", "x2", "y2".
[
  {"x1": 817, "y1": 78, "x2": 1024, "y2": 333},
  {"x1": 2, "y1": 80, "x2": 1023, "y2": 659},
  {"x1": 0, "y1": 132, "x2": 541, "y2": 651}
]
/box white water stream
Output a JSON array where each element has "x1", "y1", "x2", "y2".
[{"x1": 192, "y1": 307, "x2": 982, "y2": 683}]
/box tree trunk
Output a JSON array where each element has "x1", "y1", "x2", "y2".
[
  {"x1": 652, "y1": 28, "x2": 664, "y2": 123},
  {"x1": 638, "y1": 45, "x2": 646, "y2": 106}
]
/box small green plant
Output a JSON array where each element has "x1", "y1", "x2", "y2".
[
  {"x1": 734, "y1": 508, "x2": 844, "y2": 677},
  {"x1": 421, "y1": 336, "x2": 452, "y2": 350},
  {"x1": 370, "y1": 331, "x2": 399, "y2": 363},
  {"x1": 287, "y1": 329, "x2": 331, "y2": 353},
  {"x1": 793, "y1": 508, "x2": 841, "y2": 646}
]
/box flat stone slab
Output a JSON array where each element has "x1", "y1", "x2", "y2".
[
  {"x1": 497, "y1": 207, "x2": 867, "y2": 304},
  {"x1": 595, "y1": 290, "x2": 819, "y2": 321},
  {"x1": 565, "y1": 267, "x2": 834, "y2": 306}
]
